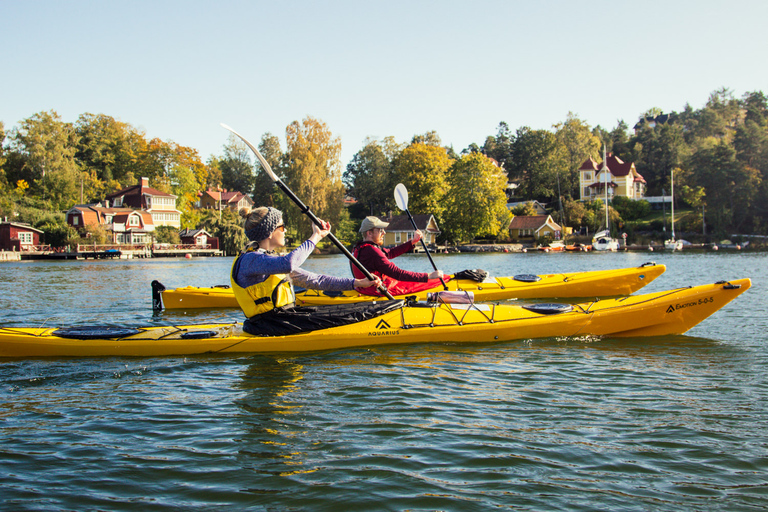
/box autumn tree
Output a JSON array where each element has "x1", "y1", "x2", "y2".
[
  {"x1": 443, "y1": 152, "x2": 510, "y2": 242},
  {"x1": 282, "y1": 116, "x2": 344, "y2": 241}
]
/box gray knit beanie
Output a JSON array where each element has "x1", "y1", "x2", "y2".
[{"x1": 245, "y1": 207, "x2": 283, "y2": 242}]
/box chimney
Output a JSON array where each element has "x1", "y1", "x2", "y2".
[{"x1": 140, "y1": 177, "x2": 149, "y2": 188}]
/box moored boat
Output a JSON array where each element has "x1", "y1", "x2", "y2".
[
  {"x1": 0, "y1": 278, "x2": 751, "y2": 358},
  {"x1": 154, "y1": 263, "x2": 666, "y2": 310}
]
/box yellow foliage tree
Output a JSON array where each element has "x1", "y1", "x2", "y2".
[{"x1": 282, "y1": 116, "x2": 344, "y2": 241}]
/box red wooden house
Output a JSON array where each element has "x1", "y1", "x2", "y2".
[
  {"x1": 0, "y1": 220, "x2": 45, "y2": 251},
  {"x1": 179, "y1": 228, "x2": 219, "y2": 249}
]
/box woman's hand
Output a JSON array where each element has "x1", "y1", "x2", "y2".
[
  {"x1": 309, "y1": 220, "x2": 332, "y2": 244},
  {"x1": 354, "y1": 276, "x2": 382, "y2": 290}
]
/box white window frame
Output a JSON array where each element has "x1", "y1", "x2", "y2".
[{"x1": 19, "y1": 232, "x2": 33, "y2": 245}]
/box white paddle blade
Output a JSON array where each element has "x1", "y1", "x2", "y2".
[
  {"x1": 394, "y1": 183, "x2": 409, "y2": 211},
  {"x1": 220, "y1": 123, "x2": 279, "y2": 183}
]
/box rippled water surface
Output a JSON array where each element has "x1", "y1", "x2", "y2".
[{"x1": 1, "y1": 251, "x2": 767, "y2": 510}]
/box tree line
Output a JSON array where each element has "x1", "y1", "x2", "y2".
[{"x1": 1, "y1": 87, "x2": 766, "y2": 249}]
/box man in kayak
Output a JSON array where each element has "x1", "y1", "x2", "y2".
[
  {"x1": 231, "y1": 207, "x2": 385, "y2": 335},
  {"x1": 351, "y1": 216, "x2": 448, "y2": 296}
]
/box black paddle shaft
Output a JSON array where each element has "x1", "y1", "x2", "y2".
[
  {"x1": 403, "y1": 208, "x2": 447, "y2": 290},
  {"x1": 274, "y1": 181, "x2": 395, "y2": 300}
]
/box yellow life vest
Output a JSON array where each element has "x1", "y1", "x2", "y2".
[{"x1": 230, "y1": 251, "x2": 296, "y2": 318}]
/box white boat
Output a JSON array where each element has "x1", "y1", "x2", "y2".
[
  {"x1": 593, "y1": 230, "x2": 620, "y2": 251},
  {"x1": 592, "y1": 146, "x2": 621, "y2": 252},
  {"x1": 665, "y1": 170, "x2": 683, "y2": 251}
]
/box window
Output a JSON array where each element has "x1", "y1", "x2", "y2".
[
  {"x1": 19, "y1": 232, "x2": 33, "y2": 245},
  {"x1": 585, "y1": 172, "x2": 591, "y2": 180},
  {"x1": 129, "y1": 215, "x2": 140, "y2": 227},
  {"x1": 73, "y1": 216, "x2": 79, "y2": 226},
  {"x1": 395, "y1": 233, "x2": 401, "y2": 243}
]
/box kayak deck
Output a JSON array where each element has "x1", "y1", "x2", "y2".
[
  {"x1": 156, "y1": 263, "x2": 666, "y2": 309},
  {"x1": 0, "y1": 278, "x2": 750, "y2": 358}
]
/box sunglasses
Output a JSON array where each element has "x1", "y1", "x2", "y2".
[{"x1": 275, "y1": 225, "x2": 285, "y2": 232}]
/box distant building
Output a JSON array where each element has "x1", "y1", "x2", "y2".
[
  {"x1": 179, "y1": 228, "x2": 219, "y2": 249},
  {"x1": 199, "y1": 189, "x2": 254, "y2": 213},
  {"x1": 380, "y1": 214, "x2": 441, "y2": 247},
  {"x1": 105, "y1": 177, "x2": 181, "y2": 228},
  {"x1": 508, "y1": 215, "x2": 562, "y2": 240},
  {"x1": 578, "y1": 153, "x2": 646, "y2": 202},
  {"x1": 66, "y1": 204, "x2": 155, "y2": 245},
  {"x1": 0, "y1": 220, "x2": 44, "y2": 251}
]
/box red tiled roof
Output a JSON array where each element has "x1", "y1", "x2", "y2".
[
  {"x1": 385, "y1": 214, "x2": 439, "y2": 232},
  {"x1": 509, "y1": 215, "x2": 549, "y2": 229}
]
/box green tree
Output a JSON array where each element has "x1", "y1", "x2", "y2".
[
  {"x1": 8, "y1": 110, "x2": 81, "y2": 210},
  {"x1": 443, "y1": 152, "x2": 510, "y2": 242},
  {"x1": 509, "y1": 127, "x2": 563, "y2": 201},
  {"x1": 154, "y1": 225, "x2": 181, "y2": 244},
  {"x1": 553, "y1": 113, "x2": 601, "y2": 200},
  {"x1": 392, "y1": 142, "x2": 452, "y2": 220},
  {"x1": 282, "y1": 116, "x2": 344, "y2": 241},
  {"x1": 253, "y1": 133, "x2": 282, "y2": 208},
  {"x1": 481, "y1": 122, "x2": 514, "y2": 171},
  {"x1": 220, "y1": 134, "x2": 255, "y2": 196},
  {"x1": 200, "y1": 209, "x2": 247, "y2": 256},
  {"x1": 344, "y1": 138, "x2": 396, "y2": 216}
]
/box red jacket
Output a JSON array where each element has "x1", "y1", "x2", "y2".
[{"x1": 351, "y1": 240, "x2": 450, "y2": 296}]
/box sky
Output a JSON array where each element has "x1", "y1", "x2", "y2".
[{"x1": 2, "y1": 0, "x2": 767, "y2": 167}]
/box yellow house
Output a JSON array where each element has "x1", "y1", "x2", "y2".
[
  {"x1": 381, "y1": 214, "x2": 441, "y2": 247},
  {"x1": 579, "y1": 153, "x2": 646, "y2": 202},
  {"x1": 508, "y1": 215, "x2": 562, "y2": 240}
]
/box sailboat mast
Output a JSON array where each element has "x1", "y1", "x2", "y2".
[
  {"x1": 670, "y1": 170, "x2": 675, "y2": 240},
  {"x1": 603, "y1": 145, "x2": 609, "y2": 232}
]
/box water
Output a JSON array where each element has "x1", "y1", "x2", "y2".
[{"x1": 1, "y1": 251, "x2": 767, "y2": 510}]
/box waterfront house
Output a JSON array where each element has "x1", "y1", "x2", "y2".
[
  {"x1": 578, "y1": 153, "x2": 646, "y2": 202},
  {"x1": 508, "y1": 215, "x2": 562, "y2": 240},
  {"x1": 105, "y1": 177, "x2": 181, "y2": 228},
  {"x1": 179, "y1": 228, "x2": 219, "y2": 249},
  {"x1": 66, "y1": 204, "x2": 155, "y2": 245},
  {"x1": 380, "y1": 214, "x2": 441, "y2": 247},
  {"x1": 198, "y1": 189, "x2": 253, "y2": 213},
  {"x1": 0, "y1": 220, "x2": 45, "y2": 251}
]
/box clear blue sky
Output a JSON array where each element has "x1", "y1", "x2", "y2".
[{"x1": 2, "y1": 0, "x2": 767, "y2": 166}]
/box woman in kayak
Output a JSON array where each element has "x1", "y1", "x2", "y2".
[
  {"x1": 232, "y1": 207, "x2": 383, "y2": 336},
  {"x1": 351, "y1": 216, "x2": 448, "y2": 296}
]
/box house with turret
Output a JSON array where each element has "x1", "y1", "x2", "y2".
[{"x1": 578, "y1": 153, "x2": 646, "y2": 202}]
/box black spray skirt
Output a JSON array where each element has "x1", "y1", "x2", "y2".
[{"x1": 243, "y1": 300, "x2": 405, "y2": 337}]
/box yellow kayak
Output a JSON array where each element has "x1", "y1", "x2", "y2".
[
  {"x1": 0, "y1": 278, "x2": 749, "y2": 358},
  {"x1": 154, "y1": 263, "x2": 666, "y2": 310}
]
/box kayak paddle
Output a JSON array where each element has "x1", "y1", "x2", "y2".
[{"x1": 394, "y1": 183, "x2": 447, "y2": 290}]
